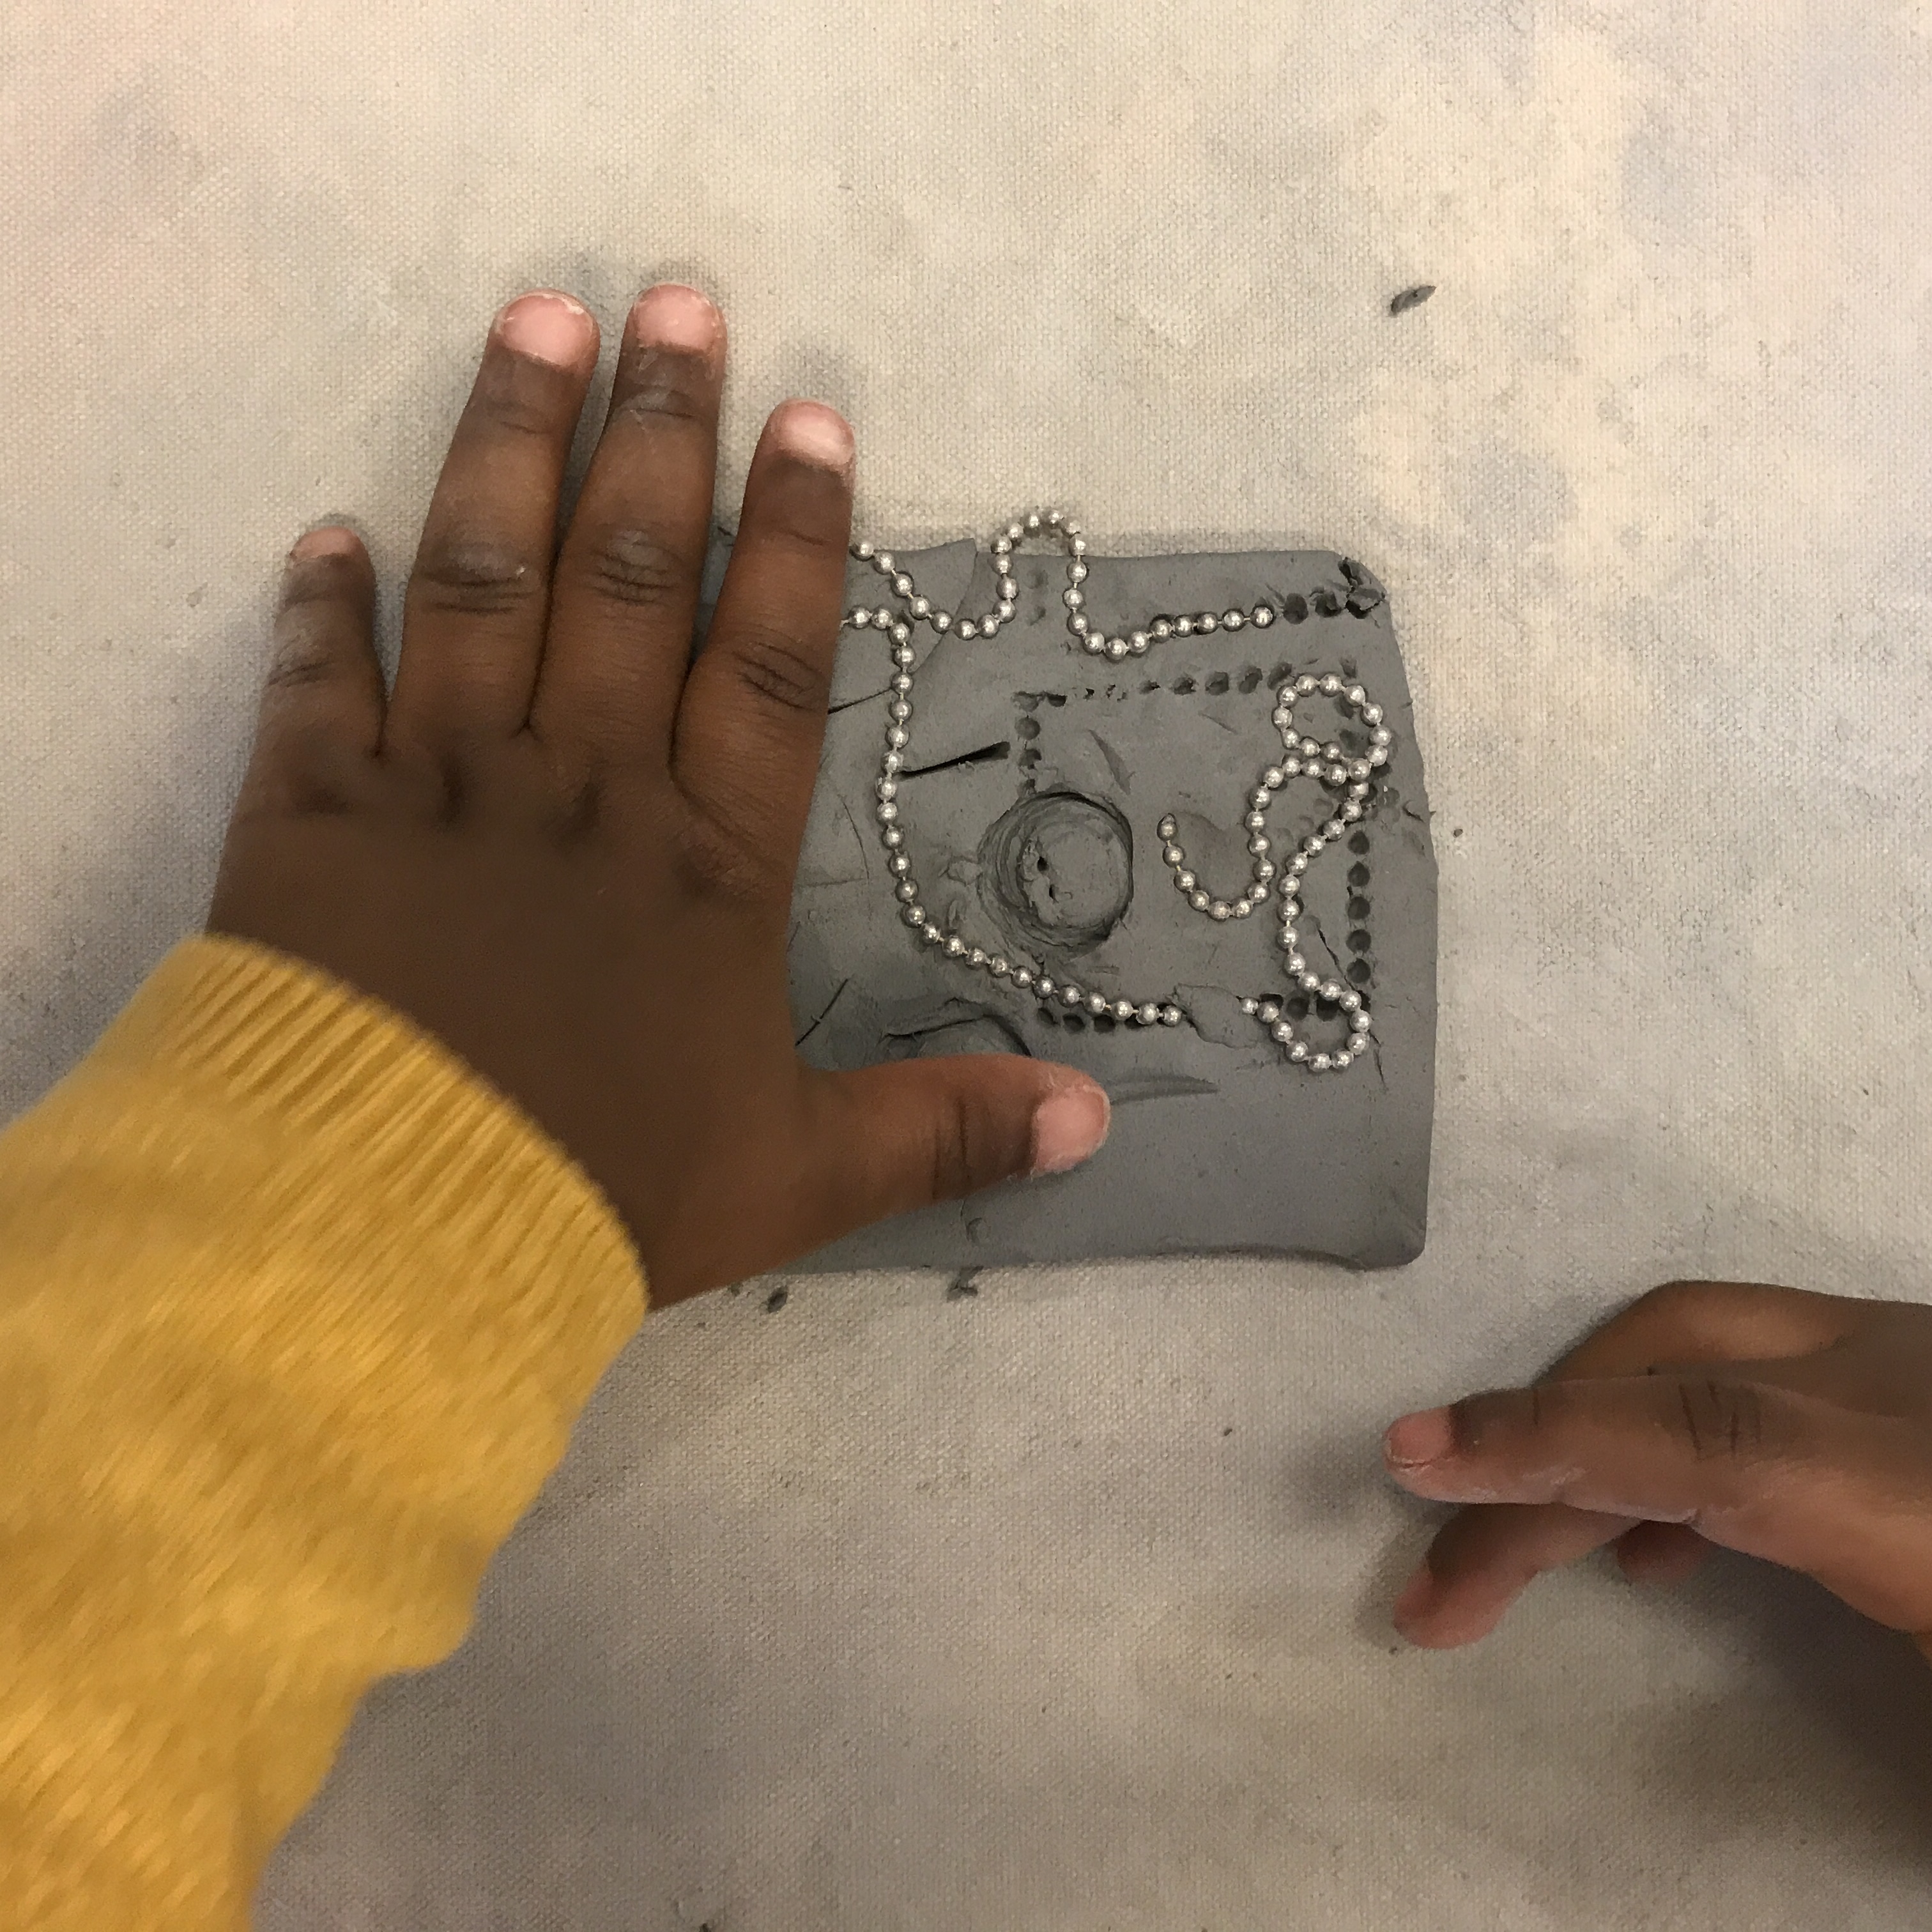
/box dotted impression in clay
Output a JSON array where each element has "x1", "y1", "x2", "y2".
[{"x1": 848, "y1": 509, "x2": 1395, "y2": 1074}]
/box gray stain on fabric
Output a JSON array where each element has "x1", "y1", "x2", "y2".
[{"x1": 1388, "y1": 284, "x2": 1437, "y2": 315}]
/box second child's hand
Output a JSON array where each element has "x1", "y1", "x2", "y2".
[{"x1": 1384, "y1": 1280, "x2": 1932, "y2": 1661}]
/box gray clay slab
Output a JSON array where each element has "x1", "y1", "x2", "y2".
[{"x1": 696, "y1": 530, "x2": 1437, "y2": 1271}]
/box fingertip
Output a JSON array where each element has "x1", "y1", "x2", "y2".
[
  {"x1": 494, "y1": 288, "x2": 600, "y2": 371},
  {"x1": 629, "y1": 282, "x2": 725, "y2": 364},
  {"x1": 1397, "y1": 1597, "x2": 1511, "y2": 1650},
  {"x1": 1027, "y1": 1071, "x2": 1111, "y2": 1177},
  {"x1": 1383, "y1": 1406, "x2": 1457, "y2": 1471},
  {"x1": 769, "y1": 399, "x2": 855, "y2": 478},
  {"x1": 1391, "y1": 1560, "x2": 1439, "y2": 1630},
  {"x1": 282, "y1": 527, "x2": 375, "y2": 615},
  {"x1": 1391, "y1": 1561, "x2": 1515, "y2": 1649},
  {"x1": 256, "y1": 521, "x2": 387, "y2": 769},
  {"x1": 289, "y1": 525, "x2": 365, "y2": 564}
]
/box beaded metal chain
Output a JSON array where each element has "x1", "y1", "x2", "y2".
[{"x1": 845, "y1": 509, "x2": 1395, "y2": 1073}]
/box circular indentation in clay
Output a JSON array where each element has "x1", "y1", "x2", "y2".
[
  {"x1": 1348, "y1": 831, "x2": 1371, "y2": 855},
  {"x1": 1347, "y1": 928, "x2": 1373, "y2": 953},
  {"x1": 1347, "y1": 862, "x2": 1371, "y2": 887},
  {"x1": 1347, "y1": 895, "x2": 1372, "y2": 920},
  {"x1": 1347, "y1": 959, "x2": 1372, "y2": 987},
  {"x1": 979, "y1": 791, "x2": 1136, "y2": 955}
]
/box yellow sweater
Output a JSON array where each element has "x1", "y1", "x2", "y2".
[{"x1": 0, "y1": 937, "x2": 647, "y2": 1929}]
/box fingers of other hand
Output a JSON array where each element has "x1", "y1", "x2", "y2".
[
  {"x1": 802, "y1": 1057, "x2": 1110, "y2": 1243},
  {"x1": 1392, "y1": 1508, "x2": 1710, "y2": 1649},
  {"x1": 672, "y1": 401, "x2": 854, "y2": 894},
  {"x1": 1391, "y1": 1501, "x2": 1647, "y2": 1647},
  {"x1": 392, "y1": 291, "x2": 599, "y2": 749},
  {"x1": 1549, "y1": 1279, "x2": 1870, "y2": 1381},
  {"x1": 1384, "y1": 1281, "x2": 1883, "y2": 1648},
  {"x1": 245, "y1": 528, "x2": 383, "y2": 804},
  {"x1": 1384, "y1": 1375, "x2": 1828, "y2": 1535},
  {"x1": 536, "y1": 284, "x2": 726, "y2": 760},
  {"x1": 1385, "y1": 1373, "x2": 1932, "y2": 1634}
]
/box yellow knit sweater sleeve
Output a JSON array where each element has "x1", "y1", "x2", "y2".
[{"x1": 0, "y1": 936, "x2": 647, "y2": 1929}]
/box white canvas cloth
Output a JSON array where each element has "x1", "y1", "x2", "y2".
[{"x1": 4, "y1": 2, "x2": 1931, "y2": 1924}]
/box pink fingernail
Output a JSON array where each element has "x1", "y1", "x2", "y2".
[
  {"x1": 289, "y1": 526, "x2": 360, "y2": 561},
  {"x1": 496, "y1": 290, "x2": 597, "y2": 369},
  {"x1": 772, "y1": 399, "x2": 855, "y2": 475},
  {"x1": 1029, "y1": 1077, "x2": 1111, "y2": 1176},
  {"x1": 1383, "y1": 1407, "x2": 1457, "y2": 1468},
  {"x1": 631, "y1": 283, "x2": 723, "y2": 356},
  {"x1": 1391, "y1": 1561, "x2": 1439, "y2": 1629}
]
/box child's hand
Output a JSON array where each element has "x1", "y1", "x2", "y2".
[
  {"x1": 1382, "y1": 1282, "x2": 1932, "y2": 1657},
  {"x1": 208, "y1": 286, "x2": 1110, "y2": 1303}
]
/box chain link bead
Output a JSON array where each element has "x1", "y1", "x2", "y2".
[{"x1": 847, "y1": 509, "x2": 1393, "y2": 1074}]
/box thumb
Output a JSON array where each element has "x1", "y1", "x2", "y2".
[
  {"x1": 803, "y1": 1055, "x2": 1110, "y2": 1234},
  {"x1": 1383, "y1": 1375, "x2": 1932, "y2": 1634}
]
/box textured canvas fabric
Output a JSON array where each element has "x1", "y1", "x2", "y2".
[{"x1": 4, "y1": 1, "x2": 1931, "y2": 1924}]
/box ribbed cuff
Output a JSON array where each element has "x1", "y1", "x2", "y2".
[{"x1": 94, "y1": 933, "x2": 647, "y2": 1357}]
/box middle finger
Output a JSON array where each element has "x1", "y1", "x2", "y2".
[{"x1": 534, "y1": 283, "x2": 726, "y2": 765}]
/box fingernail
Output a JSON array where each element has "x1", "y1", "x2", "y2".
[
  {"x1": 1391, "y1": 1561, "x2": 1439, "y2": 1630},
  {"x1": 289, "y1": 526, "x2": 360, "y2": 561},
  {"x1": 631, "y1": 282, "x2": 723, "y2": 357},
  {"x1": 1028, "y1": 1077, "x2": 1110, "y2": 1177},
  {"x1": 496, "y1": 289, "x2": 597, "y2": 369},
  {"x1": 771, "y1": 399, "x2": 855, "y2": 476},
  {"x1": 1383, "y1": 1406, "x2": 1457, "y2": 1468}
]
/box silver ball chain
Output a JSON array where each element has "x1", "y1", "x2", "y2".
[{"x1": 844, "y1": 509, "x2": 1394, "y2": 1073}]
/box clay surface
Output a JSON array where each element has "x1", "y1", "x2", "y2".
[{"x1": 698, "y1": 531, "x2": 1438, "y2": 1269}]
